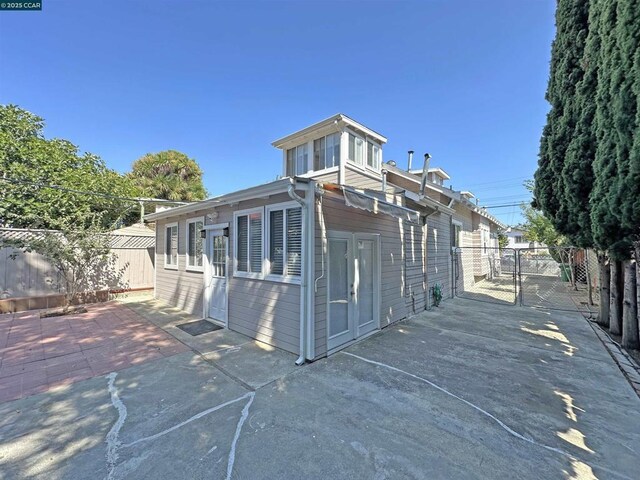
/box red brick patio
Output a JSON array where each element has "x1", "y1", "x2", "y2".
[{"x1": 0, "y1": 301, "x2": 189, "y2": 403}]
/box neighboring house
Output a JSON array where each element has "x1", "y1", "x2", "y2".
[
  {"x1": 505, "y1": 227, "x2": 543, "y2": 250},
  {"x1": 146, "y1": 114, "x2": 505, "y2": 362}
]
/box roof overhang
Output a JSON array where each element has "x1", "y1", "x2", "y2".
[
  {"x1": 428, "y1": 167, "x2": 451, "y2": 180},
  {"x1": 271, "y1": 113, "x2": 387, "y2": 149},
  {"x1": 144, "y1": 177, "x2": 308, "y2": 222},
  {"x1": 404, "y1": 191, "x2": 456, "y2": 215},
  {"x1": 384, "y1": 164, "x2": 505, "y2": 227}
]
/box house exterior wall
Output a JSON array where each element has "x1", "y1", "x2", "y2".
[
  {"x1": 313, "y1": 193, "x2": 427, "y2": 358},
  {"x1": 425, "y1": 212, "x2": 452, "y2": 301},
  {"x1": 343, "y1": 164, "x2": 383, "y2": 189},
  {"x1": 155, "y1": 192, "x2": 302, "y2": 354}
]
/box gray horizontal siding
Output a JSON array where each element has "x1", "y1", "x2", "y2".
[
  {"x1": 155, "y1": 192, "x2": 301, "y2": 355},
  {"x1": 155, "y1": 217, "x2": 205, "y2": 316},
  {"x1": 314, "y1": 194, "x2": 422, "y2": 358},
  {"x1": 344, "y1": 164, "x2": 384, "y2": 189},
  {"x1": 426, "y1": 212, "x2": 452, "y2": 301}
]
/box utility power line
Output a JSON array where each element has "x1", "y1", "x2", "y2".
[{"x1": 0, "y1": 176, "x2": 188, "y2": 205}]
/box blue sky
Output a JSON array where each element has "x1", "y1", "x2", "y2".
[{"x1": 0, "y1": 0, "x2": 555, "y2": 226}]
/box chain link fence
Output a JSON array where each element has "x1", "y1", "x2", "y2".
[
  {"x1": 453, "y1": 247, "x2": 517, "y2": 305},
  {"x1": 452, "y1": 246, "x2": 600, "y2": 314},
  {"x1": 518, "y1": 247, "x2": 600, "y2": 314}
]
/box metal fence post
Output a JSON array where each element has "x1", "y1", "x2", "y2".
[{"x1": 517, "y1": 249, "x2": 523, "y2": 306}]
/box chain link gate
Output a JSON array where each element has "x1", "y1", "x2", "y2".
[
  {"x1": 518, "y1": 247, "x2": 600, "y2": 314},
  {"x1": 453, "y1": 247, "x2": 518, "y2": 305}
]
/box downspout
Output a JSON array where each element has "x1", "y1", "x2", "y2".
[
  {"x1": 314, "y1": 190, "x2": 326, "y2": 292},
  {"x1": 288, "y1": 180, "x2": 309, "y2": 366},
  {"x1": 423, "y1": 210, "x2": 438, "y2": 310}
]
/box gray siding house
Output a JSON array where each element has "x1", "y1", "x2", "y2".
[{"x1": 146, "y1": 114, "x2": 504, "y2": 363}]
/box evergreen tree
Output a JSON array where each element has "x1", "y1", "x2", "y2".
[
  {"x1": 534, "y1": 0, "x2": 590, "y2": 237},
  {"x1": 0, "y1": 105, "x2": 137, "y2": 230},
  {"x1": 561, "y1": 0, "x2": 601, "y2": 248},
  {"x1": 590, "y1": 0, "x2": 629, "y2": 257},
  {"x1": 612, "y1": 0, "x2": 640, "y2": 348}
]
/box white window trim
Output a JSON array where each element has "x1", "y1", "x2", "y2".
[
  {"x1": 265, "y1": 201, "x2": 303, "y2": 285},
  {"x1": 164, "y1": 222, "x2": 179, "y2": 270},
  {"x1": 346, "y1": 129, "x2": 365, "y2": 169},
  {"x1": 233, "y1": 207, "x2": 265, "y2": 279},
  {"x1": 298, "y1": 165, "x2": 339, "y2": 179},
  {"x1": 346, "y1": 128, "x2": 382, "y2": 173},
  {"x1": 451, "y1": 219, "x2": 463, "y2": 251},
  {"x1": 312, "y1": 132, "x2": 341, "y2": 172},
  {"x1": 186, "y1": 216, "x2": 205, "y2": 272},
  {"x1": 285, "y1": 142, "x2": 311, "y2": 177},
  {"x1": 365, "y1": 139, "x2": 382, "y2": 173}
]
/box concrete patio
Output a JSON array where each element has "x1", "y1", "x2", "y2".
[{"x1": 0, "y1": 297, "x2": 639, "y2": 479}]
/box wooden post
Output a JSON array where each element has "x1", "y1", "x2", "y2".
[
  {"x1": 622, "y1": 260, "x2": 639, "y2": 349},
  {"x1": 598, "y1": 253, "x2": 610, "y2": 327},
  {"x1": 610, "y1": 260, "x2": 623, "y2": 335}
]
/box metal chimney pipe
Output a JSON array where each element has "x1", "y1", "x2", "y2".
[
  {"x1": 381, "y1": 169, "x2": 388, "y2": 192},
  {"x1": 419, "y1": 153, "x2": 431, "y2": 196},
  {"x1": 407, "y1": 150, "x2": 414, "y2": 171}
]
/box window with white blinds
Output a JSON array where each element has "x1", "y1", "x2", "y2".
[
  {"x1": 165, "y1": 223, "x2": 178, "y2": 269},
  {"x1": 267, "y1": 205, "x2": 302, "y2": 278},
  {"x1": 235, "y1": 210, "x2": 262, "y2": 275},
  {"x1": 235, "y1": 205, "x2": 302, "y2": 281},
  {"x1": 286, "y1": 208, "x2": 302, "y2": 276},
  {"x1": 236, "y1": 215, "x2": 249, "y2": 272},
  {"x1": 186, "y1": 217, "x2": 204, "y2": 270},
  {"x1": 249, "y1": 212, "x2": 262, "y2": 273},
  {"x1": 269, "y1": 210, "x2": 284, "y2": 275}
]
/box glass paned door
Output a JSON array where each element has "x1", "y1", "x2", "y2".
[
  {"x1": 327, "y1": 238, "x2": 352, "y2": 350},
  {"x1": 327, "y1": 232, "x2": 379, "y2": 351},
  {"x1": 208, "y1": 233, "x2": 227, "y2": 322},
  {"x1": 355, "y1": 238, "x2": 376, "y2": 337}
]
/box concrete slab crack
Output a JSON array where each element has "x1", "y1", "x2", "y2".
[
  {"x1": 226, "y1": 391, "x2": 255, "y2": 480},
  {"x1": 343, "y1": 352, "x2": 632, "y2": 480},
  {"x1": 105, "y1": 372, "x2": 127, "y2": 480},
  {"x1": 122, "y1": 392, "x2": 253, "y2": 448}
]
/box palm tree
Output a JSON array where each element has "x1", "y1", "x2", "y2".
[{"x1": 129, "y1": 150, "x2": 207, "y2": 202}]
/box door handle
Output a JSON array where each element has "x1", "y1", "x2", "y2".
[{"x1": 350, "y1": 284, "x2": 355, "y2": 297}]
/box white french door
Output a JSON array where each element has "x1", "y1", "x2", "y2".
[{"x1": 327, "y1": 232, "x2": 380, "y2": 352}]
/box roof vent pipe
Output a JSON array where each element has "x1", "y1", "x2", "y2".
[
  {"x1": 407, "y1": 150, "x2": 414, "y2": 171},
  {"x1": 419, "y1": 153, "x2": 431, "y2": 197},
  {"x1": 381, "y1": 169, "x2": 388, "y2": 192}
]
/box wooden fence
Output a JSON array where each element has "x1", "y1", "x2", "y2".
[{"x1": 0, "y1": 226, "x2": 155, "y2": 300}]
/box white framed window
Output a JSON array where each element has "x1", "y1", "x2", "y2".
[
  {"x1": 452, "y1": 220, "x2": 462, "y2": 248},
  {"x1": 366, "y1": 141, "x2": 381, "y2": 170},
  {"x1": 266, "y1": 203, "x2": 302, "y2": 282},
  {"x1": 286, "y1": 143, "x2": 309, "y2": 177},
  {"x1": 186, "y1": 216, "x2": 204, "y2": 271},
  {"x1": 164, "y1": 222, "x2": 178, "y2": 269},
  {"x1": 234, "y1": 208, "x2": 263, "y2": 278},
  {"x1": 348, "y1": 133, "x2": 364, "y2": 166},
  {"x1": 313, "y1": 133, "x2": 341, "y2": 171}
]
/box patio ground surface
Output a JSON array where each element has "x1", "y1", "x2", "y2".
[
  {"x1": 0, "y1": 302, "x2": 188, "y2": 403},
  {"x1": 0, "y1": 296, "x2": 639, "y2": 479}
]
